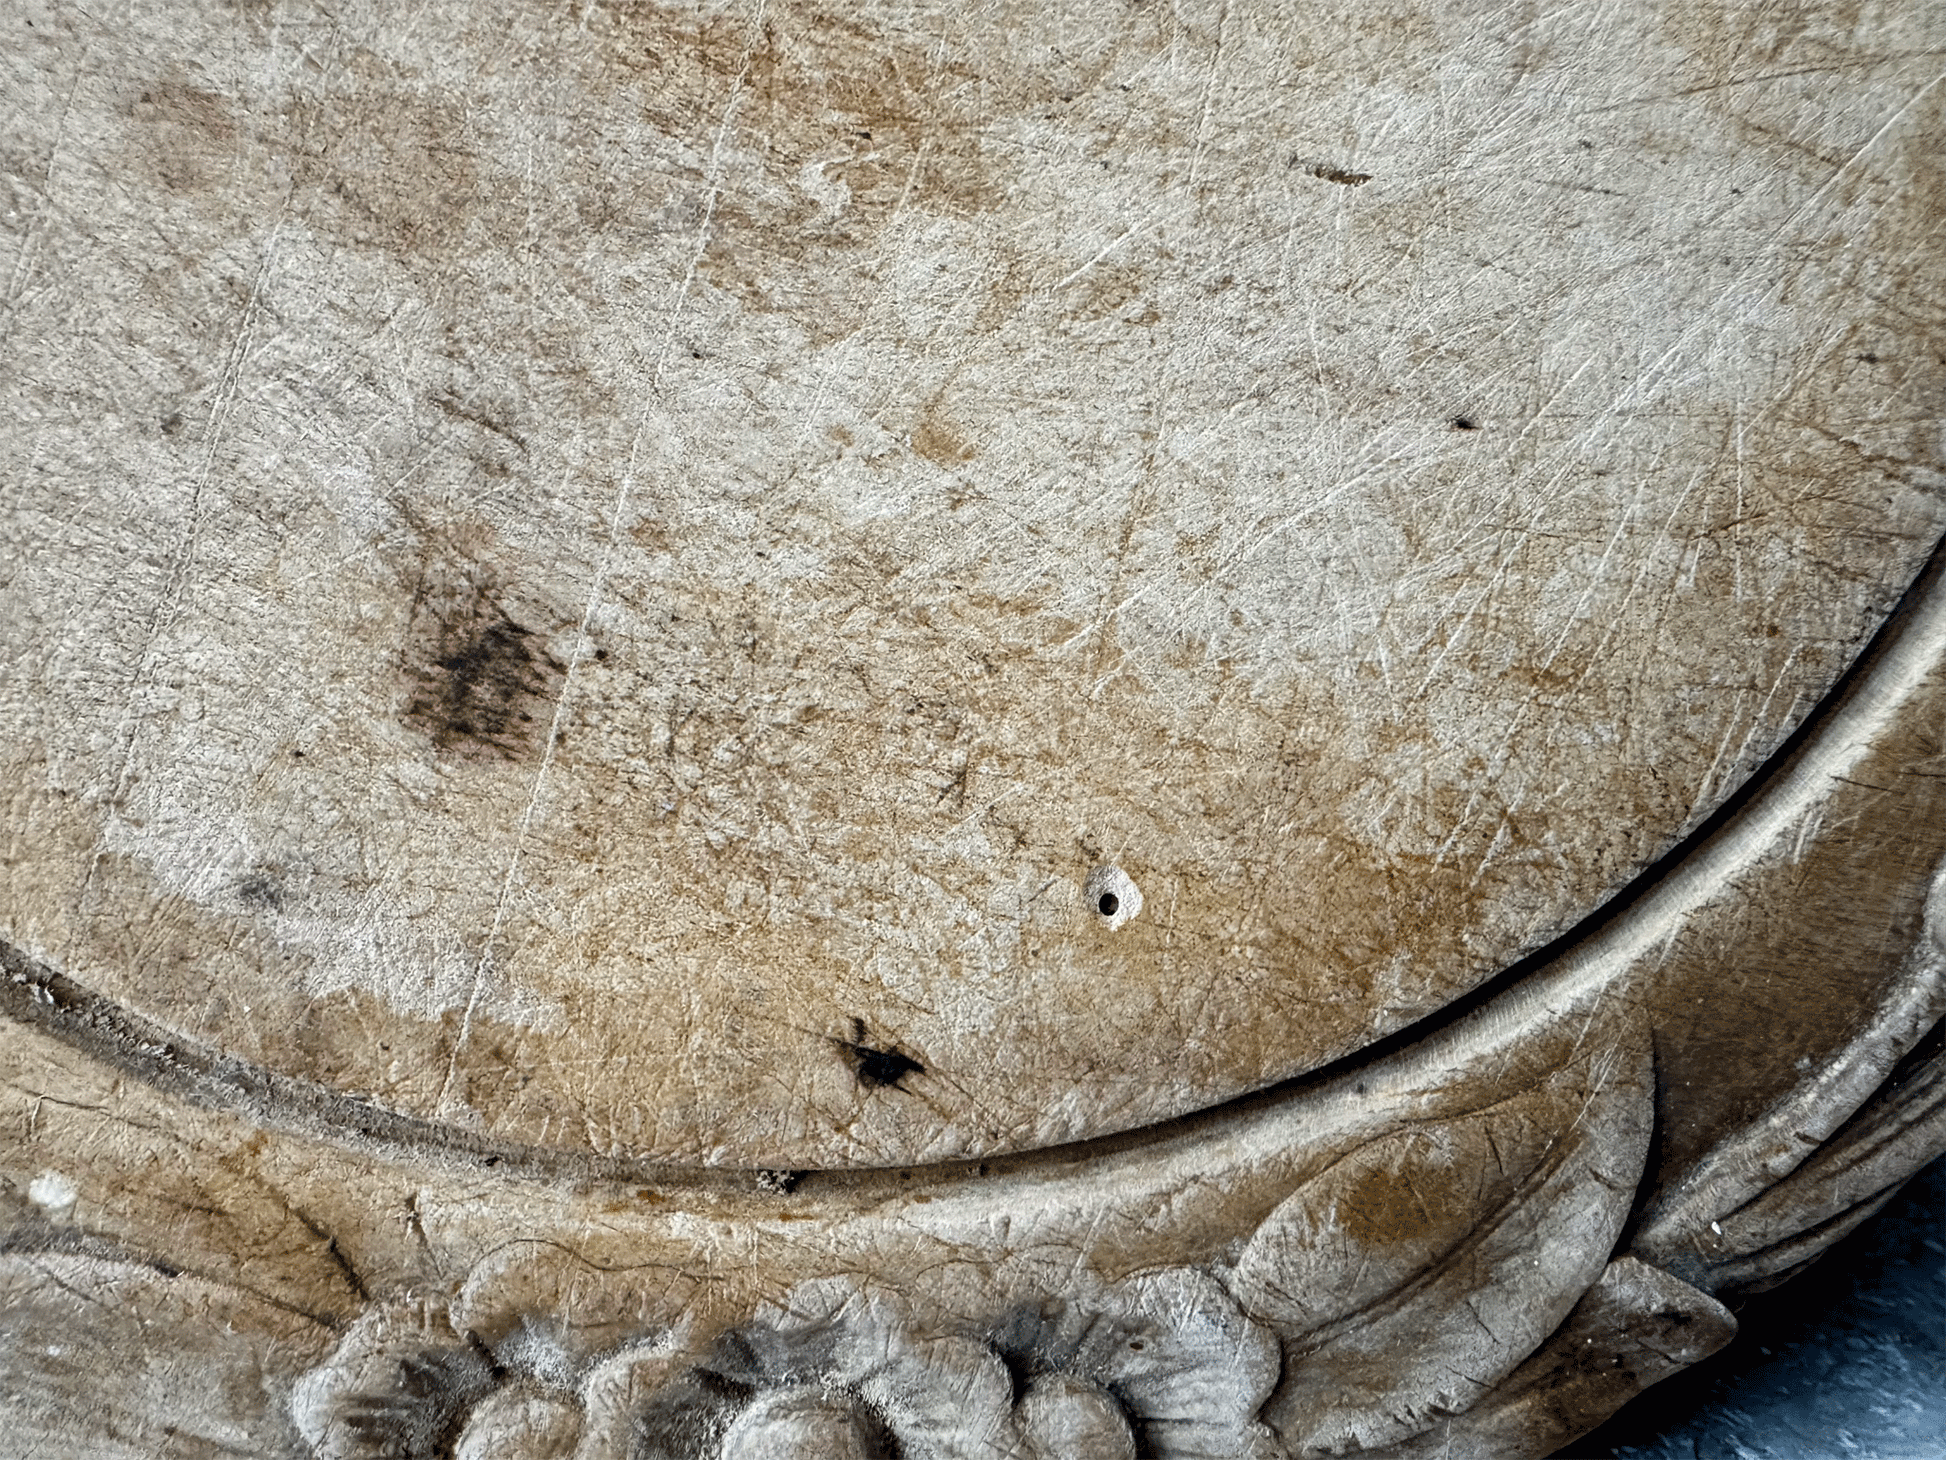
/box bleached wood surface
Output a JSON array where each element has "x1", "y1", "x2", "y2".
[{"x1": 2, "y1": 1, "x2": 1943, "y2": 1455}]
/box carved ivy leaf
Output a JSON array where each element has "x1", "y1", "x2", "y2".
[{"x1": 1228, "y1": 1038, "x2": 1653, "y2": 1456}]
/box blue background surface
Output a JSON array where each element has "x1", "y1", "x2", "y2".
[{"x1": 1555, "y1": 1156, "x2": 1945, "y2": 1459}]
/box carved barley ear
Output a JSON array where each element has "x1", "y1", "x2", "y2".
[{"x1": 1229, "y1": 1037, "x2": 1654, "y2": 1456}]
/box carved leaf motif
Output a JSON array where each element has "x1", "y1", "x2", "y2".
[
  {"x1": 453, "y1": 1239, "x2": 706, "y2": 1363},
  {"x1": 0, "y1": 1254, "x2": 333, "y2": 1458},
  {"x1": 1635, "y1": 857, "x2": 1946, "y2": 1294},
  {"x1": 1229, "y1": 1040, "x2": 1653, "y2": 1456},
  {"x1": 619, "y1": 1278, "x2": 1021, "y2": 1460},
  {"x1": 991, "y1": 1266, "x2": 1283, "y2": 1460},
  {"x1": 1664, "y1": 1035, "x2": 1946, "y2": 1297},
  {"x1": 1367, "y1": 1257, "x2": 1736, "y2": 1460},
  {"x1": 291, "y1": 1297, "x2": 498, "y2": 1460}
]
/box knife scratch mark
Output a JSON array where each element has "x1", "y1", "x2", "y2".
[{"x1": 438, "y1": 4, "x2": 771, "y2": 1112}]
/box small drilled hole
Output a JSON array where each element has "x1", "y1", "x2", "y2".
[{"x1": 1084, "y1": 864, "x2": 1142, "y2": 928}]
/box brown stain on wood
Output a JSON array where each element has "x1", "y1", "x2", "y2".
[
  {"x1": 573, "y1": 0, "x2": 1157, "y2": 346},
  {"x1": 1065, "y1": 261, "x2": 1159, "y2": 324},
  {"x1": 127, "y1": 79, "x2": 244, "y2": 198},
  {"x1": 285, "y1": 85, "x2": 483, "y2": 262},
  {"x1": 1336, "y1": 1154, "x2": 1451, "y2": 1248},
  {"x1": 585, "y1": 6, "x2": 1017, "y2": 340},
  {"x1": 911, "y1": 414, "x2": 976, "y2": 466}
]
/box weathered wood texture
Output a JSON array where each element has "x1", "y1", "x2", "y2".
[
  {"x1": 3, "y1": 0, "x2": 1944, "y2": 1455},
  {"x1": 5, "y1": 0, "x2": 1944, "y2": 1166}
]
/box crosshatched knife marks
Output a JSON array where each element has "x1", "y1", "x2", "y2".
[
  {"x1": 2, "y1": 17, "x2": 1945, "y2": 1454},
  {"x1": 286, "y1": 89, "x2": 489, "y2": 270},
  {"x1": 577, "y1": 1, "x2": 1059, "y2": 349},
  {"x1": 5, "y1": 0, "x2": 1945, "y2": 1168},
  {"x1": 119, "y1": 45, "x2": 492, "y2": 276}
]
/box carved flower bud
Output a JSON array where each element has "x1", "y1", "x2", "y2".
[
  {"x1": 720, "y1": 1387, "x2": 900, "y2": 1459},
  {"x1": 1017, "y1": 1371, "x2": 1137, "y2": 1459},
  {"x1": 290, "y1": 1298, "x2": 496, "y2": 1460},
  {"x1": 453, "y1": 1389, "x2": 581, "y2": 1460}
]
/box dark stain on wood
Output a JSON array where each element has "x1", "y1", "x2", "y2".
[
  {"x1": 129, "y1": 80, "x2": 238, "y2": 193},
  {"x1": 839, "y1": 1018, "x2": 926, "y2": 1090},
  {"x1": 432, "y1": 391, "x2": 529, "y2": 452},
  {"x1": 1308, "y1": 161, "x2": 1373, "y2": 186},
  {"x1": 234, "y1": 870, "x2": 283, "y2": 909},
  {"x1": 401, "y1": 569, "x2": 564, "y2": 761},
  {"x1": 912, "y1": 413, "x2": 977, "y2": 466}
]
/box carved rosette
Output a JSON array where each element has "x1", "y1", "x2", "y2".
[{"x1": 292, "y1": 1268, "x2": 1282, "y2": 1458}]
